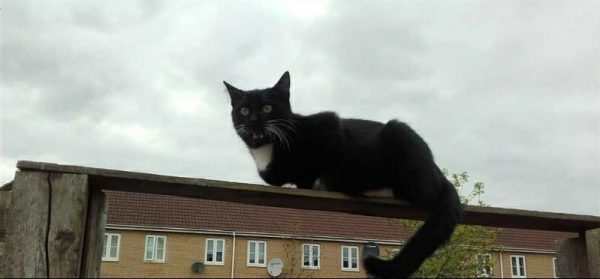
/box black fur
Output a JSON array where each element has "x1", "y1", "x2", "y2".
[{"x1": 224, "y1": 72, "x2": 463, "y2": 278}]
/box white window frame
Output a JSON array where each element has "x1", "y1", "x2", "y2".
[
  {"x1": 341, "y1": 246, "x2": 359, "y2": 272},
  {"x1": 102, "y1": 233, "x2": 121, "y2": 261},
  {"x1": 553, "y1": 257, "x2": 557, "y2": 278},
  {"x1": 510, "y1": 255, "x2": 527, "y2": 278},
  {"x1": 301, "y1": 244, "x2": 320, "y2": 269},
  {"x1": 205, "y1": 238, "x2": 226, "y2": 265},
  {"x1": 144, "y1": 235, "x2": 166, "y2": 263},
  {"x1": 246, "y1": 240, "x2": 267, "y2": 267},
  {"x1": 476, "y1": 253, "x2": 492, "y2": 278}
]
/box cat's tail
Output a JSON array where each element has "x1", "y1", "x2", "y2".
[{"x1": 364, "y1": 179, "x2": 463, "y2": 278}]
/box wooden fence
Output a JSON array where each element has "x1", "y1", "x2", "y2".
[{"x1": 0, "y1": 160, "x2": 599, "y2": 277}]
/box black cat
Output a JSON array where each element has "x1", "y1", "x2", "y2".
[{"x1": 223, "y1": 72, "x2": 463, "y2": 278}]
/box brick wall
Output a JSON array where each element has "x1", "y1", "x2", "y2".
[{"x1": 100, "y1": 229, "x2": 557, "y2": 278}]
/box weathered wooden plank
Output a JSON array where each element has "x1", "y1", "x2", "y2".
[
  {"x1": 586, "y1": 228, "x2": 600, "y2": 277},
  {"x1": 4, "y1": 171, "x2": 50, "y2": 277},
  {"x1": 81, "y1": 189, "x2": 107, "y2": 278},
  {"x1": 557, "y1": 236, "x2": 589, "y2": 278},
  {"x1": 47, "y1": 173, "x2": 89, "y2": 278},
  {"x1": 16, "y1": 160, "x2": 600, "y2": 233}
]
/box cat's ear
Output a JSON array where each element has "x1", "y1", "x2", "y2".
[
  {"x1": 273, "y1": 71, "x2": 290, "y2": 93},
  {"x1": 223, "y1": 81, "x2": 245, "y2": 106}
]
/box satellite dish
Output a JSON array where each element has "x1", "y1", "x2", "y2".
[
  {"x1": 267, "y1": 258, "x2": 284, "y2": 277},
  {"x1": 363, "y1": 242, "x2": 380, "y2": 259},
  {"x1": 191, "y1": 262, "x2": 205, "y2": 274}
]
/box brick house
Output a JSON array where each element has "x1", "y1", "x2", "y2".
[{"x1": 101, "y1": 191, "x2": 574, "y2": 278}]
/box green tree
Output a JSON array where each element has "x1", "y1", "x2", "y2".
[{"x1": 393, "y1": 171, "x2": 501, "y2": 278}]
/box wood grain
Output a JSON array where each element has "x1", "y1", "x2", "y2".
[
  {"x1": 17, "y1": 160, "x2": 600, "y2": 233},
  {"x1": 557, "y1": 236, "x2": 589, "y2": 278},
  {"x1": 47, "y1": 173, "x2": 89, "y2": 278},
  {"x1": 81, "y1": 188, "x2": 107, "y2": 278},
  {"x1": 4, "y1": 171, "x2": 50, "y2": 277},
  {"x1": 586, "y1": 228, "x2": 600, "y2": 277}
]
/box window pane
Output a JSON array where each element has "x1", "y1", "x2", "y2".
[
  {"x1": 109, "y1": 244, "x2": 117, "y2": 258},
  {"x1": 155, "y1": 248, "x2": 164, "y2": 260},
  {"x1": 343, "y1": 247, "x2": 349, "y2": 267},
  {"x1": 207, "y1": 240, "x2": 214, "y2": 261},
  {"x1": 258, "y1": 243, "x2": 265, "y2": 264},
  {"x1": 249, "y1": 242, "x2": 255, "y2": 264},
  {"x1": 303, "y1": 245, "x2": 309, "y2": 266},
  {"x1": 156, "y1": 237, "x2": 164, "y2": 260},
  {"x1": 249, "y1": 242, "x2": 255, "y2": 254},
  {"x1": 146, "y1": 237, "x2": 154, "y2": 260},
  {"x1": 217, "y1": 240, "x2": 223, "y2": 253},
  {"x1": 351, "y1": 248, "x2": 357, "y2": 268},
  {"x1": 102, "y1": 235, "x2": 108, "y2": 258},
  {"x1": 111, "y1": 235, "x2": 119, "y2": 246},
  {"x1": 109, "y1": 235, "x2": 118, "y2": 258},
  {"x1": 216, "y1": 240, "x2": 224, "y2": 262},
  {"x1": 157, "y1": 237, "x2": 164, "y2": 250},
  {"x1": 312, "y1": 246, "x2": 319, "y2": 267}
]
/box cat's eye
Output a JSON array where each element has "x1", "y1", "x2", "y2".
[
  {"x1": 262, "y1": 105, "x2": 273, "y2": 113},
  {"x1": 240, "y1": 107, "x2": 249, "y2": 116}
]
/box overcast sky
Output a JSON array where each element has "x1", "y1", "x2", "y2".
[{"x1": 1, "y1": 0, "x2": 598, "y2": 215}]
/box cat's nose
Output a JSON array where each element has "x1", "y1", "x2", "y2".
[{"x1": 249, "y1": 114, "x2": 258, "y2": 122}]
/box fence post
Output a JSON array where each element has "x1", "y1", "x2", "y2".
[
  {"x1": 0, "y1": 182, "x2": 13, "y2": 276},
  {"x1": 4, "y1": 171, "x2": 51, "y2": 277},
  {"x1": 557, "y1": 235, "x2": 589, "y2": 278},
  {"x1": 2, "y1": 171, "x2": 94, "y2": 278},
  {"x1": 81, "y1": 188, "x2": 107, "y2": 277},
  {"x1": 586, "y1": 228, "x2": 600, "y2": 277}
]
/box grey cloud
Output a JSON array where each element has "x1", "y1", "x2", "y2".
[{"x1": 1, "y1": 0, "x2": 598, "y2": 215}]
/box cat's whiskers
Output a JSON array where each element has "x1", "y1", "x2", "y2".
[
  {"x1": 266, "y1": 119, "x2": 298, "y2": 135},
  {"x1": 267, "y1": 125, "x2": 289, "y2": 150},
  {"x1": 265, "y1": 124, "x2": 291, "y2": 151},
  {"x1": 235, "y1": 125, "x2": 248, "y2": 137}
]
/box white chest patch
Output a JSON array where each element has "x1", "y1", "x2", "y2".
[{"x1": 249, "y1": 144, "x2": 273, "y2": 171}]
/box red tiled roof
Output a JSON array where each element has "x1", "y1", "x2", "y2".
[{"x1": 105, "y1": 191, "x2": 576, "y2": 250}]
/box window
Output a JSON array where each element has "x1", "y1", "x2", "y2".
[
  {"x1": 247, "y1": 241, "x2": 267, "y2": 267},
  {"x1": 341, "y1": 246, "x2": 359, "y2": 271},
  {"x1": 205, "y1": 239, "x2": 225, "y2": 265},
  {"x1": 102, "y1": 233, "x2": 120, "y2": 261},
  {"x1": 476, "y1": 254, "x2": 492, "y2": 278},
  {"x1": 510, "y1": 255, "x2": 526, "y2": 278},
  {"x1": 553, "y1": 257, "x2": 557, "y2": 278},
  {"x1": 144, "y1": 235, "x2": 166, "y2": 262},
  {"x1": 302, "y1": 244, "x2": 320, "y2": 269}
]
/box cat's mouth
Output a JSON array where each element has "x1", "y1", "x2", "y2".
[
  {"x1": 243, "y1": 129, "x2": 268, "y2": 147},
  {"x1": 250, "y1": 131, "x2": 264, "y2": 140}
]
